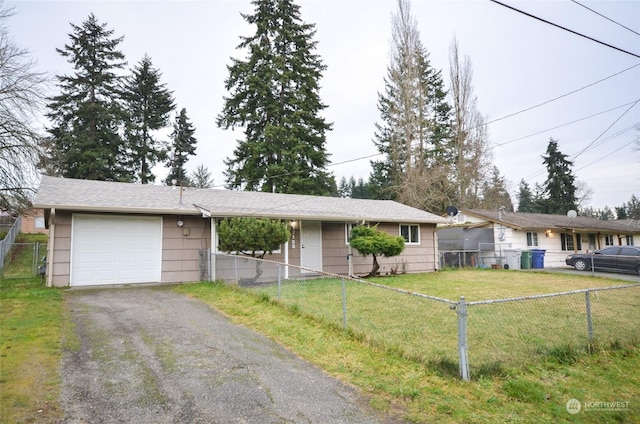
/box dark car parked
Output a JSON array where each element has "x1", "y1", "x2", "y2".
[{"x1": 565, "y1": 246, "x2": 640, "y2": 275}]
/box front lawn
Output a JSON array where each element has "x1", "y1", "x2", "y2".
[
  {"x1": 1, "y1": 234, "x2": 64, "y2": 423},
  {"x1": 176, "y1": 270, "x2": 640, "y2": 423}
]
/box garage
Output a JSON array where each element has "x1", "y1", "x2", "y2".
[{"x1": 70, "y1": 214, "x2": 162, "y2": 286}]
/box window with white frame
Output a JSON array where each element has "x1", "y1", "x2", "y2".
[
  {"x1": 400, "y1": 224, "x2": 420, "y2": 244},
  {"x1": 526, "y1": 232, "x2": 539, "y2": 247},
  {"x1": 626, "y1": 235, "x2": 634, "y2": 246},
  {"x1": 35, "y1": 217, "x2": 45, "y2": 228},
  {"x1": 345, "y1": 223, "x2": 358, "y2": 245},
  {"x1": 604, "y1": 235, "x2": 614, "y2": 246}
]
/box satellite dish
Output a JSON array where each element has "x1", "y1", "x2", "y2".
[
  {"x1": 445, "y1": 206, "x2": 459, "y2": 217},
  {"x1": 567, "y1": 210, "x2": 577, "y2": 219}
]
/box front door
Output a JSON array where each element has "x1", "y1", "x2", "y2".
[{"x1": 300, "y1": 221, "x2": 322, "y2": 273}]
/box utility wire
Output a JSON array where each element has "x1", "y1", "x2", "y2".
[
  {"x1": 520, "y1": 122, "x2": 638, "y2": 183},
  {"x1": 575, "y1": 138, "x2": 639, "y2": 173},
  {"x1": 484, "y1": 63, "x2": 640, "y2": 127},
  {"x1": 570, "y1": 0, "x2": 640, "y2": 38},
  {"x1": 572, "y1": 98, "x2": 640, "y2": 159},
  {"x1": 210, "y1": 152, "x2": 382, "y2": 190},
  {"x1": 492, "y1": 101, "x2": 638, "y2": 147},
  {"x1": 488, "y1": 0, "x2": 640, "y2": 59}
]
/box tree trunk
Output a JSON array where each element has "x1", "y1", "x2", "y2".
[{"x1": 364, "y1": 253, "x2": 380, "y2": 278}]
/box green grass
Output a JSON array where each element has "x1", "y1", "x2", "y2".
[
  {"x1": 1, "y1": 233, "x2": 48, "y2": 279},
  {"x1": 2, "y1": 242, "x2": 638, "y2": 423},
  {"x1": 175, "y1": 271, "x2": 640, "y2": 423},
  {"x1": 227, "y1": 269, "x2": 639, "y2": 376},
  {"x1": 1, "y1": 234, "x2": 64, "y2": 423}
]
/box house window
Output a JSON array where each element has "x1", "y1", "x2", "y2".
[
  {"x1": 35, "y1": 217, "x2": 45, "y2": 228},
  {"x1": 526, "y1": 232, "x2": 538, "y2": 247},
  {"x1": 400, "y1": 224, "x2": 420, "y2": 244},
  {"x1": 604, "y1": 235, "x2": 614, "y2": 246},
  {"x1": 626, "y1": 235, "x2": 634, "y2": 246},
  {"x1": 561, "y1": 233, "x2": 582, "y2": 251}
]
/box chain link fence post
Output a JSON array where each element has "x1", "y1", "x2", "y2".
[
  {"x1": 277, "y1": 264, "x2": 282, "y2": 300},
  {"x1": 341, "y1": 277, "x2": 347, "y2": 330},
  {"x1": 457, "y1": 296, "x2": 470, "y2": 381},
  {"x1": 234, "y1": 255, "x2": 238, "y2": 284},
  {"x1": 585, "y1": 290, "x2": 593, "y2": 343}
]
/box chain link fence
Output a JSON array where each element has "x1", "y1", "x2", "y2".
[
  {"x1": 207, "y1": 252, "x2": 640, "y2": 380},
  {"x1": 0, "y1": 242, "x2": 47, "y2": 279}
]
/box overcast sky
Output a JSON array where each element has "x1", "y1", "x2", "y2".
[{"x1": 7, "y1": 0, "x2": 640, "y2": 211}]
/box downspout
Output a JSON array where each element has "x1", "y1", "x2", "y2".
[
  {"x1": 434, "y1": 225, "x2": 439, "y2": 271},
  {"x1": 210, "y1": 217, "x2": 216, "y2": 282},
  {"x1": 284, "y1": 231, "x2": 289, "y2": 279},
  {"x1": 46, "y1": 208, "x2": 55, "y2": 287}
]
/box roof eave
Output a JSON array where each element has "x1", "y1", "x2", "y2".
[{"x1": 32, "y1": 203, "x2": 200, "y2": 216}]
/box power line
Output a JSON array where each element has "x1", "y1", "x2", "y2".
[
  {"x1": 210, "y1": 152, "x2": 383, "y2": 189},
  {"x1": 492, "y1": 101, "x2": 638, "y2": 147},
  {"x1": 520, "y1": 123, "x2": 638, "y2": 183},
  {"x1": 569, "y1": 0, "x2": 640, "y2": 38},
  {"x1": 572, "y1": 98, "x2": 640, "y2": 159},
  {"x1": 575, "y1": 138, "x2": 639, "y2": 173},
  {"x1": 488, "y1": 0, "x2": 640, "y2": 59},
  {"x1": 484, "y1": 63, "x2": 640, "y2": 127}
]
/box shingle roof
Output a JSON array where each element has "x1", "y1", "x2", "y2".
[
  {"x1": 463, "y1": 209, "x2": 640, "y2": 234},
  {"x1": 34, "y1": 176, "x2": 446, "y2": 224}
]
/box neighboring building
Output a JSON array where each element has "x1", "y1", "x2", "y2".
[
  {"x1": 33, "y1": 176, "x2": 446, "y2": 287},
  {"x1": 438, "y1": 209, "x2": 640, "y2": 269},
  {"x1": 21, "y1": 209, "x2": 49, "y2": 235}
]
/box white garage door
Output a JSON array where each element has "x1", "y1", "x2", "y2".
[{"x1": 71, "y1": 214, "x2": 162, "y2": 286}]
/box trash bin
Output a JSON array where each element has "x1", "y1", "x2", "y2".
[
  {"x1": 531, "y1": 249, "x2": 546, "y2": 269},
  {"x1": 521, "y1": 250, "x2": 532, "y2": 269},
  {"x1": 504, "y1": 249, "x2": 521, "y2": 270}
]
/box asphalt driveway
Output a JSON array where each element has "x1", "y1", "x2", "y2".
[{"x1": 61, "y1": 287, "x2": 404, "y2": 423}]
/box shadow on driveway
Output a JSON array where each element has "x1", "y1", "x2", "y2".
[{"x1": 62, "y1": 287, "x2": 405, "y2": 423}]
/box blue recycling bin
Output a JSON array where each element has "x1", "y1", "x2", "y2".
[{"x1": 531, "y1": 249, "x2": 546, "y2": 269}]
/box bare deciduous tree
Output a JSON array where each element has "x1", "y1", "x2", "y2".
[
  {"x1": 0, "y1": 3, "x2": 48, "y2": 214},
  {"x1": 448, "y1": 36, "x2": 493, "y2": 209}
]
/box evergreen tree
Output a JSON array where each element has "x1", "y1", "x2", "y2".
[
  {"x1": 516, "y1": 179, "x2": 535, "y2": 212},
  {"x1": 46, "y1": 14, "x2": 128, "y2": 181},
  {"x1": 217, "y1": 0, "x2": 335, "y2": 196},
  {"x1": 350, "y1": 225, "x2": 405, "y2": 278},
  {"x1": 540, "y1": 138, "x2": 578, "y2": 214},
  {"x1": 123, "y1": 54, "x2": 175, "y2": 183},
  {"x1": 338, "y1": 176, "x2": 353, "y2": 198},
  {"x1": 191, "y1": 164, "x2": 214, "y2": 188},
  {"x1": 165, "y1": 108, "x2": 197, "y2": 186},
  {"x1": 478, "y1": 165, "x2": 513, "y2": 211},
  {"x1": 338, "y1": 176, "x2": 373, "y2": 199},
  {"x1": 621, "y1": 194, "x2": 640, "y2": 219},
  {"x1": 369, "y1": 0, "x2": 452, "y2": 212}
]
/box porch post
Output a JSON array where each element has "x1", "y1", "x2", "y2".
[{"x1": 284, "y1": 235, "x2": 289, "y2": 279}]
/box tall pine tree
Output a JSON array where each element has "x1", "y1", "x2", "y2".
[
  {"x1": 516, "y1": 179, "x2": 535, "y2": 212},
  {"x1": 46, "y1": 14, "x2": 128, "y2": 181},
  {"x1": 369, "y1": 0, "x2": 452, "y2": 212},
  {"x1": 217, "y1": 0, "x2": 335, "y2": 195},
  {"x1": 123, "y1": 54, "x2": 175, "y2": 183},
  {"x1": 541, "y1": 138, "x2": 578, "y2": 214},
  {"x1": 165, "y1": 108, "x2": 197, "y2": 186}
]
